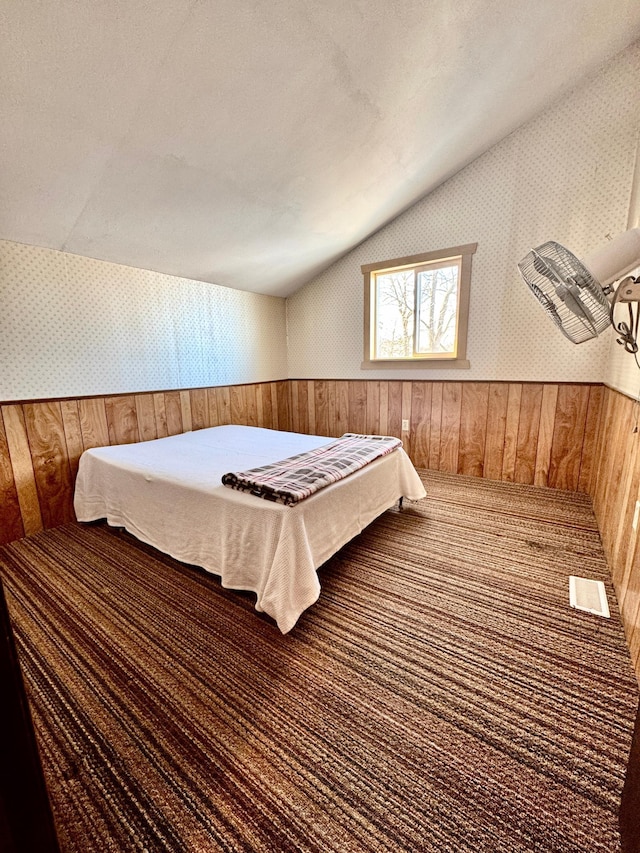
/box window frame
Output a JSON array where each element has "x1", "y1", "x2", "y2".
[{"x1": 361, "y1": 243, "x2": 477, "y2": 370}]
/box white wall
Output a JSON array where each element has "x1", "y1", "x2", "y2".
[
  {"x1": 604, "y1": 136, "x2": 640, "y2": 398},
  {"x1": 0, "y1": 240, "x2": 287, "y2": 400},
  {"x1": 3, "y1": 42, "x2": 638, "y2": 402},
  {"x1": 287, "y1": 41, "x2": 640, "y2": 382},
  {"x1": 606, "y1": 336, "x2": 640, "y2": 398}
]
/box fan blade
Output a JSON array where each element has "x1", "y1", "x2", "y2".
[
  {"x1": 534, "y1": 249, "x2": 593, "y2": 290},
  {"x1": 554, "y1": 282, "x2": 597, "y2": 332},
  {"x1": 533, "y1": 252, "x2": 564, "y2": 284}
]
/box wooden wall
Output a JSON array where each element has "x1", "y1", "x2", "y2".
[
  {"x1": 0, "y1": 378, "x2": 603, "y2": 549},
  {"x1": 288, "y1": 379, "x2": 602, "y2": 492},
  {"x1": 589, "y1": 386, "x2": 640, "y2": 683},
  {"x1": 0, "y1": 382, "x2": 290, "y2": 546}
]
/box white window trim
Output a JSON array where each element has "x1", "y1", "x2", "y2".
[{"x1": 361, "y1": 243, "x2": 477, "y2": 370}]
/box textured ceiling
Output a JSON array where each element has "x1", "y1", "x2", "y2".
[{"x1": 2, "y1": 1, "x2": 640, "y2": 297}]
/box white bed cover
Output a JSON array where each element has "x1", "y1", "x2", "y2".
[{"x1": 74, "y1": 425, "x2": 426, "y2": 633}]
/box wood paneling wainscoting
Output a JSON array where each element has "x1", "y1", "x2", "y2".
[
  {"x1": 0, "y1": 382, "x2": 290, "y2": 546},
  {"x1": 589, "y1": 386, "x2": 640, "y2": 683},
  {"x1": 288, "y1": 380, "x2": 602, "y2": 492},
  {"x1": 0, "y1": 379, "x2": 602, "y2": 550}
]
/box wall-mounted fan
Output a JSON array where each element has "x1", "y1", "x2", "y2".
[{"x1": 517, "y1": 228, "x2": 640, "y2": 352}]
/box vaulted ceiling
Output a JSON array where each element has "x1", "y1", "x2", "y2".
[{"x1": 2, "y1": 1, "x2": 640, "y2": 297}]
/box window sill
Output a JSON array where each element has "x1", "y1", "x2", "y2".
[{"x1": 360, "y1": 359, "x2": 471, "y2": 370}]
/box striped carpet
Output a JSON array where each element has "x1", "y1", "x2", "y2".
[{"x1": 0, "y1": 470, "x2": 637, "y2": 852}]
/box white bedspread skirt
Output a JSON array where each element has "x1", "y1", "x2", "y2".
[{"x1": 74, "y1": 426, "x2": 426, "y2": 633}]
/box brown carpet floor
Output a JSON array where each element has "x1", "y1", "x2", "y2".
[{"x1": 0, "y1": 470, "x2": 638, "y2": 852}]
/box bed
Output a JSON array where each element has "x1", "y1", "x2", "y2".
[{"x1": 74, "y1": 425, "x2": 426, "y2": 632}]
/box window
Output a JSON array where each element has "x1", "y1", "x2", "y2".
[{"x1": 362, "y1": 243, "x2": 476, "y2": 369}]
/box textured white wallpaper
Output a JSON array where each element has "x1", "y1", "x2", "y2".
[
  {"x1": 605, "y1": 264, "x2": 640, "y2": 398},
  {"x1": 604, "y1": 139, "x2": 640, "y2": 398},
  {"x1": 3, "y1": 42, "x2": 639, "y2": 401},
  {"x1": 606, "y1": 336, "x2": 640, "y2": 400},
  {"x1": 287, "y1": 41, "x2": 640, "y2": 382},
  {"x1": 0, "y1": 240, "x2": 287, "y2": 400}
]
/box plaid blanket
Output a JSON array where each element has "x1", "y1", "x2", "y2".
[{"x1": 221, "y1": 433, "x2": 402, "y2": 505}]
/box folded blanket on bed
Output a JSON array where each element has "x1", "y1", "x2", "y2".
[{"x1": 221, "y1": 433, "x2": 402, "y2": 505}]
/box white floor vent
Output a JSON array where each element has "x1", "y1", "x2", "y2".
[{"x1": 569, "y1": 576, "x2": 610, "y2": 618}]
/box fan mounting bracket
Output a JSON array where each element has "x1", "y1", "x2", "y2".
[{"x1": 616, "y1": 276, "x2": 640, "y2": 303}]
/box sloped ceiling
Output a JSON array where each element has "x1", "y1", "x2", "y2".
[{"x1": 2, "y1": 1, "x2": 640, "y2": 297}]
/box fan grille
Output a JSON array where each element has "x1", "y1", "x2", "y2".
[{"x1": 517, "y1": 241, "x2": 611, "y2": 344}]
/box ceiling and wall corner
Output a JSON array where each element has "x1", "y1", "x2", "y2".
[
  {"x1": 286, "y1": 40, "x2": 640, "y2": 382},
  {"x1": 2, "y1": 1, "x2": 640, "y2": 298}
]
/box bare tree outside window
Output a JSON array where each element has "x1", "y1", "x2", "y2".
[
  {"x1": 362, "y1": 243, "x2": 476, "y2": 368},
  {"x1": 374, "y1": 262, "x2": 460, "y2": 358},
  {"x1": 416, "y1": 264, "x2": 459, "y2": 354},
  {"x1": 375, "y1": 270, "x2": 415, "y2": 357}
]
